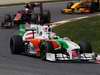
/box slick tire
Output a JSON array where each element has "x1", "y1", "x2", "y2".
[
  {"x1": 1, "y1": 14, "x2": 13, "y2": 28},
  {"x1": 42, "y1": 10, "x2": 51, "y2": 24},
  {"x1": 10, "y1": 35, "x2": 25, "y2": 54},
  {"x1": 61, "y1": 10, "x2": 65, "y2": 14},
  {"x1": 79, "y1": 40, "x2": 92, "y2": 53}
]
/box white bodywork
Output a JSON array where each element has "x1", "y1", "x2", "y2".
[
  {"x1": 22, "y1": 24, "x2": 96, "y2": 61},
  {"x1": 64, "y1": 40, "x2": 80, "y2": 51},
  {"x1": 23, "y1": 24, "x2": 55, "y2": 41}
]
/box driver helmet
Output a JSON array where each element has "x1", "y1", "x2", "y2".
[{"x1": 25, "y1": 8, "x2": 29, "y2": 13}]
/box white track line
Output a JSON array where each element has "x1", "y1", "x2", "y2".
[{"x1": 51, "y1": 13, "x2": 100, "y2": 28}]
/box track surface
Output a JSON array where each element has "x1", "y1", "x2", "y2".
[{"x1": 0, "y1": 2, "x2": 100, "y2": 75}]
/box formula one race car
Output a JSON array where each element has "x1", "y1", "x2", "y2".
[
  {"x1": 1, "y1": 10, "x2": 51, "y2": 28},
  {"x1": 10, "y1": 24, "x2": 100, "y2": 63},
  {"x1": 61, "y1": 2, "x2": 93, "y2": 14},
  {"x1": 1, "y1": 14, "x2": 14, "y2": 28},
  {"x1": 1, "y1": 3, "x2": 51, "y2": 28}
]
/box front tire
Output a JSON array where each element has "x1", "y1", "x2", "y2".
[
  {"x1": 79, "y1": 40, "x2": 92, "y2": 53},
  {"x1": 10, "y1": 35, "x2": 25, "y2": 54}
]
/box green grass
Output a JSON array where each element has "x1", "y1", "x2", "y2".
[{"x1": 53, "y1": 16, "x2": 100, "y2": 53}]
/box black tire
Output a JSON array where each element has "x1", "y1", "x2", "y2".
[
  {"x1": 79, "y1": 40, "x2": 92, "y2": 53},
  {"x1": 1, "y1": 14, "x2": 13, "y2": 28},
  {"x1": 61, "y1": 10, "x2": 65, "y2": 14},
  {"x1": 10, "y1": 35, "x2": 25, "y2": 54},
  {"x1": 42, "y1": 10, "x2": 51, "y2": 24},
  {"x1": 32, "y1": 13, "x2": 39, "y2": 24},
  {"x1": 37, "y1": 10, "x2": 51, "y2": 24},
  {"x1": 1, "y1": 22, "x2": 4, "y2": 27},
  {"x1": 31, "y1": 10, "x2": 51, "y2": 24},
  {"x1": 1, "y1": 17, "x2": 6, "y2": 27}
]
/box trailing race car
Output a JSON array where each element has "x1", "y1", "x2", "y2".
[
  {"x1": 61, "y1": 2, "x2": 94, "y2": 14},
  {"x1": 1, "y1": 14, "x2": 14, "y2": 28},
  {"x1": 1, "y1": 3, "x2": 51, "y2": 28},
  {"x1": 10, "y1": 24, "x2": 98, "y2": 63}
]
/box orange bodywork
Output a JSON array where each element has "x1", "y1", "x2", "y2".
[
  {"x1": 71, "y1": 2, "x2": 81, "y2": 9},
  {"x1": 49, "y1": 40, "x2": 61, "y2": 50},
  {"x1": 30, "y1": 38, "x2": 41, "y2": 56},
  {"x1": 30, "y1": 39, "x2": 61, "y2": 56}
]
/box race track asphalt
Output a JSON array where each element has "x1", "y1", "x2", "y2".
[{"x1": 0, "y1": 2, "x2": 100, "y2": 75}]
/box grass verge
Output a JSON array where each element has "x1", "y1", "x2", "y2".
[{"x1": 53, "y1": 16, "x2": 100, "y2": 53}]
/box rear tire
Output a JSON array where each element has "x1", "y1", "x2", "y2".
[
  {"x1": 10, "y1": 35, "x2": 25, "y2": 54},
  {"x1": 42, "y1": 10, "x2": 51, "y2": 24},
  {"x1": 34, "y1": 10, "x2": 51, "y2": 25},
  {"x1": 61, "y1": 10, "x2": 65, "y2": 14},
  {"x1": 1, "y1": 14, "x2": 13, "y2": 28}
]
